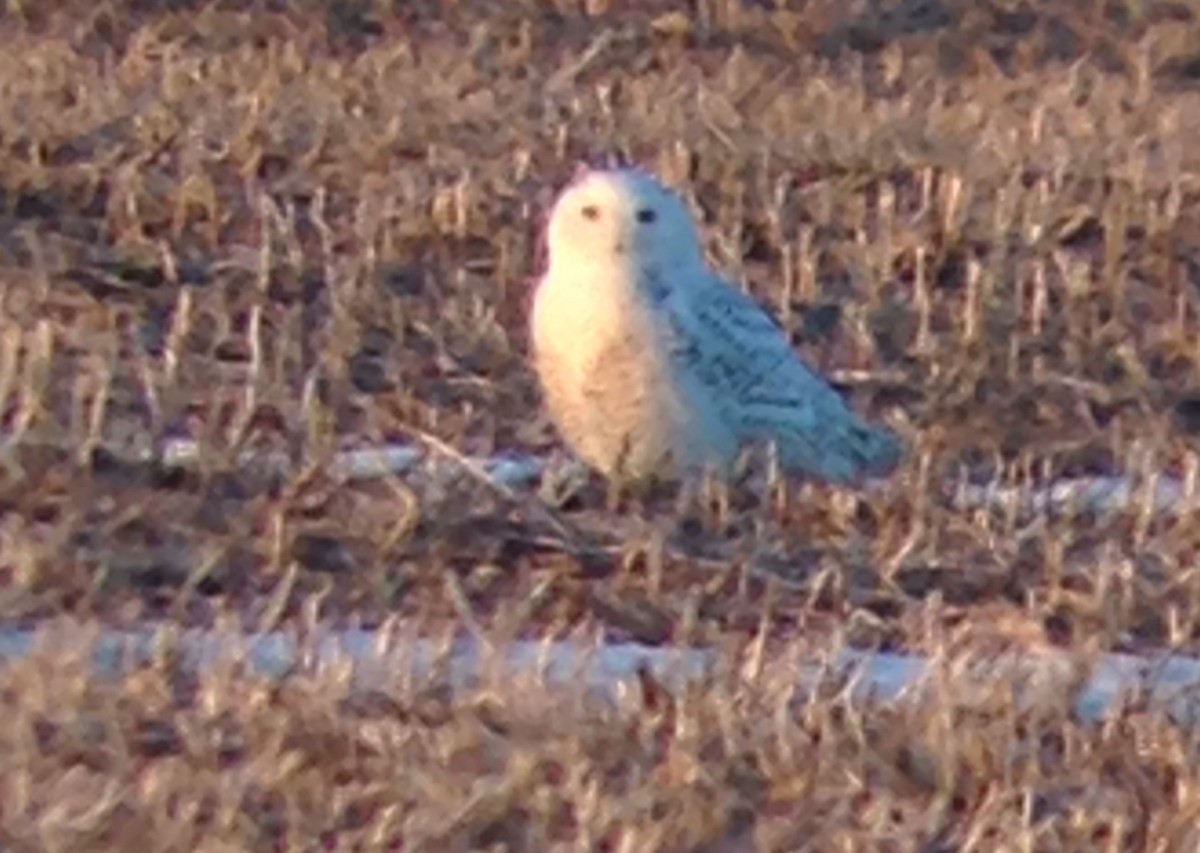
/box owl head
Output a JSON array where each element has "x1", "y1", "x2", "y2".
[{"x1": 544, "y1": 168, "x2": 706, "y2": 279}]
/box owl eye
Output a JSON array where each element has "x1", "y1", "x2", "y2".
[
  {"x1": 636, "y1": 208, "x2": 657, "y2": 224},
  {"x1": 581, "y1": 205, "x2": 600, "y2": 221}
]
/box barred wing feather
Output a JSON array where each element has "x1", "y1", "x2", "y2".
[{"x1": 663, "y1": 274, "x2": 901, "y2": 483}]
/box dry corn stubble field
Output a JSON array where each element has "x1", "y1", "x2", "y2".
[{"x1": 3, "y1": 0, "x2": 1200, "y2": 848}]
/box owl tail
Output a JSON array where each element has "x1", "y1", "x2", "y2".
[
  {"x1": 776, "y1": 413, "x2": 904, "y2": 485},
  {"x1": 849, "y1": 419, "x2": 904, "y2": 481}
]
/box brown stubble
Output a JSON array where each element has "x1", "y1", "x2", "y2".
[{"x1": 0, "y1": 0, "x2": 1198, "y2": 845}]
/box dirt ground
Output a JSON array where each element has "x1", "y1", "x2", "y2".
[{"x1": 2, "y1": 0, "x2": 1200, "y2": 848}]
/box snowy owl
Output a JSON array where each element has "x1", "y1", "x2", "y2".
[{"x1": 530, "y1": 167, "x2": 902, "y2": 487}]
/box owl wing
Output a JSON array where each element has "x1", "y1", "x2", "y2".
[{"x1": 660, "y1": 272, "x2": 901, "y2": 483}]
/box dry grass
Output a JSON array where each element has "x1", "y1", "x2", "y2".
[
  {"x1": 1, "y1": 0, "x2": 1200, "y2": 846},
  {"x1": 5, "y1": 626, "x2": 1200, "y2": 851}
]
